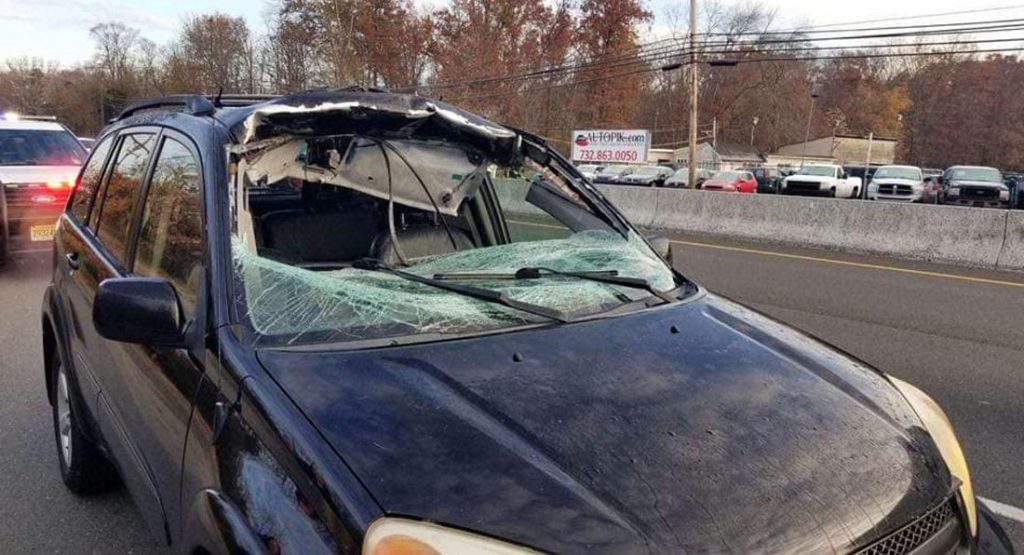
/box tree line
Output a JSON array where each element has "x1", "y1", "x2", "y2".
[{"x1": 0, "y1": 0, "x2": 1020, "y2": 170}]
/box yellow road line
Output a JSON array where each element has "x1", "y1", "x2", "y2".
[{"x1": 671, "y1": 240, "x2": 1024, "y2": 289}]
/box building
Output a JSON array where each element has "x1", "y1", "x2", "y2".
[
  {"x1": 646, "y1": 148, "x2": 675, "y2": 165},
  {"x1": 768, "y1": 134, "x2": 897, "y2": 169},
  {"x1": 672, "y1": 142, "x2": 765, "y2": 170}
]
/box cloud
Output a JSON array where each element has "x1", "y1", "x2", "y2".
[{"x1": 0, "y1": 0, "x2": 176, "y2": 33}]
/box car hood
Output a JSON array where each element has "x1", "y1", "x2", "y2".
[
  {"x1": 873, "y1": 178, "x2": 921, "y2": 186},
  {"x1": 0, "y1": 165, "x2": 80, "y2": 185},
  {"x1": 257, "y1": 294, "x2": 952, "y2": 553}
]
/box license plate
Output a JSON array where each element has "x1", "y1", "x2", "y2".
[{"x1": 30, "y1": 224, "x2": 55, "y2": 242}]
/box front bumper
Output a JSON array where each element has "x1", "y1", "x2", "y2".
[
  {"x1": 870, "y1": 191, "x2": 923, "y2": 202},
  {"x1": 977, "y1": 502, "x2": 1015, "y2": 554}
]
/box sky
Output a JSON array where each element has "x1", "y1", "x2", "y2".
[{"x1": 1, "y1": 0, "x2": 1022, "y2": 66}]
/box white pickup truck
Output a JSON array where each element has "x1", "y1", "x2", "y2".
[{"x1": 780, "y1": 165, "x2": 862, "y2": 198}]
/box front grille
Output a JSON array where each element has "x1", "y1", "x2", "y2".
[
  {"x1": 857, "y1": 498, "x2": 959, "y2": 555},
  {"x1": 879, "y1": 184, "x2": 913, "y2": 196},
  {"x1": 960, "y1": 187, "x2": 997, "y2": 200},
  {"x1": 786, "y1": 180, "x2": 822, "y2": 193}
]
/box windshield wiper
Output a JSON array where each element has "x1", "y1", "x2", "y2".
[
  {"x1": 353, "y1": 259, "x2": 570, "y2": 323},
  {"x1": 433, "y1": 267, "x2": 677, "y2": 303}
]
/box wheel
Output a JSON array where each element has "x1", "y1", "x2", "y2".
[
  {"x1": 829, "y1": 188, "x2": 837, "y2": 198},
  {"x1": 851, "y1": 187, "x2": 860, "y2": 199},
  {"x1": 52, "y1": 358, "x2": 114, "y2": 494}
]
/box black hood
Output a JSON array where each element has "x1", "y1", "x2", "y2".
[{"x1": 258, "y1": 294, "x2": 952, "y2": 553}]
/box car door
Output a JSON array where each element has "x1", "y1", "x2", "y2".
[
  {"x1": 54, "y1": 133, "x2": 116, "y2": 426},
  {"x1": 71, "y1": 129, "x2": 172, "y2": 541},
  {"x1": 102, "y1": 131, "x2": 209, "y2": 544}
]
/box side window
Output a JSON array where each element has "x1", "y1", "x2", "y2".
[
  {"x1": 492, "y1": 161, "x2": 573, "y2": 243},
  {"x1": 133, "y1": 138, "x2": 203, "y2": 315},
  {"x1": 95, "y1": 133, "x2": 157, "y2": 264},
  {"x1": 69, "y1": 136, "x2": 114, "y2": 224}
]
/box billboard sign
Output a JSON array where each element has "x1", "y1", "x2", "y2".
[{"x1": 571, "y1": 129, "x2": 650, "y2": 164}]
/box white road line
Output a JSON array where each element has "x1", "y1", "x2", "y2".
[{"x1": 979, "y1": 496, "x2": 1024, "y2": 523}]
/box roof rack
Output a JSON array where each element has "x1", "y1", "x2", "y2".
[{"x1": 115, "y1": 95, "x2": 216, "y2": 122}]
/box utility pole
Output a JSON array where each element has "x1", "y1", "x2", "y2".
[
  {"x1": 862, "y1": 131, "x2": 874, "y2": 199},
  {"x1": 800, "y1": 82, "x2": 820, "y2": 168},
  {"x1": 712, "y1": 116, "x2": 718, "y2": 149},
  {"x1": 688, "y1": 0, "x2": 699, "y2": 185},
  {"x1": 751, "y1": 116, "x2": 759, "y2": 145}
]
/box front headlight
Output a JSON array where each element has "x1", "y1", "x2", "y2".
[
  {"x1": 949, "y1": 187, "x2": 961, "y2": 196},
  {"x1": 1000, "y1": 189, "x2": 1010, "y2": 200},
  {"x1": 363, "y1": 518, "x2": 538, "y2": 555},
  {"x1": 889, "y1": 377, "x2": 977, "y2": 536}
]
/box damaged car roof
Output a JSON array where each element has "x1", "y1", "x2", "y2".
[{"x1": 215, "y1": 89, "x2": 521, "y2": 161}]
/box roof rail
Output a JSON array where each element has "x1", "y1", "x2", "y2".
[
  {"x1": 210, "y1": 94, "x2": 281, "y2": 108},
  {"x1": 18, "y1": 115, "x2": 58, "y2": 122},
  {"x1": 116, "y1": 95, "x2": 215, "y2": 121}
]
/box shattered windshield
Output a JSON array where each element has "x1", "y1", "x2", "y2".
[{"x1": 230, "y1": 134, "x2": 679, "y2": 347}]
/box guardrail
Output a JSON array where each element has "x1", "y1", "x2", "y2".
[{"x1": 592, "y1": 185, "x2": 1024, "y2": 272}]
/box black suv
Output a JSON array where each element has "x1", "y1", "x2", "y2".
[{"x1": 41, "y1": 91, "x2": 1012, "y2": 554}]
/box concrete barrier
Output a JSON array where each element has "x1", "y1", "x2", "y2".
[
  {"x1": 997, "y1": 211, "x2": 1024, "y2": 271},
  {"x1": 592, "y1": 185, "x2": 1023, "y2": 272}
]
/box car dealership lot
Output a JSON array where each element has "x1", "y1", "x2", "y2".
[{"x1": 0, "y1": 243, "x2": 1021, "y2": 551}]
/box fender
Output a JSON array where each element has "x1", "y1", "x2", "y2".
[{"x1": 181, "y1": 489, "x2": 266, "y2": 555}]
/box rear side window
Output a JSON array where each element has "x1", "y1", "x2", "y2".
[
  {"x1": 68, "y1": 136, "x2": 114, "y2": 224},
  {"x1": 95, "y1": 133, "x2": 157, "y2": 264},
  {"x1": 133, "y1": 138, "x2": 203, "y2": 315}
]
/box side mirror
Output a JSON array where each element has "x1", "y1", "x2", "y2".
[
  {"x1": 647, "y1": 235, "x2": 673, "y2": 265},
  {"x1": 94, "y1": 277, "x2": 185, "y2": 346}
]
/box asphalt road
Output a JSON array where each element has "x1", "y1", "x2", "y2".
[{"x1": 0, "y1": 240, "x2": 1021, "y2": 552}]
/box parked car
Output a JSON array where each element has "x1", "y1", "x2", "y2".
[
  {"x1": 0, "y1": 113, "x2": 86, "y2": 264},
  {"x1": 615, "y1": 165, "x2": 674, "y2": 187},
  {"x1": 592, "y1": 164, "x2": 633, "y2": 184},
  {"x1": 701, "y1": 170, "x2": 758, "y2": 193},
  {"x1": 867, "y1": 165, "x2": 925, "y2": 202},
  {"x1": 664, "y1": 168, "x2": 712, "y2": 189},
  {"x1": 780, "y1": 164, "x2": 861, "y2": 198},
  {"x1": 941, "y1": 166, "x2": 1009, "y2": 209},
  {"x1": 750, "y1": 167, "x2": 781, "y2": 193},
  {"x1": 575, "y1": 163, "x2": 603, "y2": 181},
  {"x1": 41, "y1": 90, "x2": 1012, "y2": 554}
]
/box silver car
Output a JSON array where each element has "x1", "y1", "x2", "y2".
[
  {"x1": 664, "y1": 168, "x2": 713, "y2": 189},
  {"x1": 867, "y1": 165, "x2": 925, "y2": 202}
]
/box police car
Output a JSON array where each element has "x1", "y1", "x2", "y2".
[{"x1": 0, "y1": 113, "x2": 86, "y2": 263}]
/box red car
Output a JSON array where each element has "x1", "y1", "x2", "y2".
[{"x1": 701, "y1": 170, "x2": 757, "y2": 193}]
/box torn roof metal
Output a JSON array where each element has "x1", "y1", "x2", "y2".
[{"x1": 222, "y1": 89, "x2": 520, "y2": 162}]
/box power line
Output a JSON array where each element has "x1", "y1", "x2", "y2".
[
  {"x1": 410, "y1": 19, "x2": 1024, "y2": 94},
  {"x1": 446, "y1": 46, "x2": 1022, "y2": 104}
]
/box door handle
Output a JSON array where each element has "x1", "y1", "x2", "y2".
[{"x1": 65, "y1": 252, "x2": 80, "y2": 270}]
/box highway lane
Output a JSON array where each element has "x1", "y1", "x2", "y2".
[
  {"x1": 668, "y1": 235, "x2": 1024, "y2": 546},
  {"x1": 0, "y1": 253, "x2": 157, "y2": 553},
  {"x1": 0, "y1": 240, "x2": 1020, "y2": 551}
]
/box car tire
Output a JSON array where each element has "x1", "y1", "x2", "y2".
[
  {"x1": 829, "y1": 188, "x2": 836, "y2": 198},
  {"x1": 52, "y1": 358, "x2": 115, "y2": 494}
]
